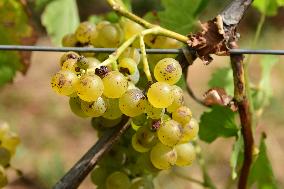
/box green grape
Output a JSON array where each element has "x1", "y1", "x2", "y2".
[
  {"x1": 62, "y1": 33, "x2": 77, "y2": 47},
  {"x1": 131, "y1": 114, "x2": 147, "y2": 126},
  {"x1": 157, "y1": 119, "x2": 182, "y2": 147},
  {"x1": 129, "y1": 178, "x2": 154, "y2": 189},
  {"x1": 103, "y1": 98, "x2": 122, "y2": 120},
  {"x1": 119, "y1": 89, "x2": 147, "y2": 117},
  {"x1": 96, "y1": 23, "x2": 123, "y2": 48},
  {"x1": 120, "y1": 47, "x2": 141, "y2": 65},
  {"x1": 175, "y1": 143, "x2": 196, "y2": 166},
  {"x1": 106, "y1": 171, "x2": 131, "y2": 189},
  {"x1": 147, "y1": 82, "x2": 174, "y2": 108},
  {"x1": 69, "y1": 97, "x2": 88, "y2": 118},
  {"x1": 91, "y1": 166, "x2": 108, "y2": 186},
  {"x1": 76, "y1": 74, "x2": 104, "y2": 102},
  {"x1": 61, "y1": 58, "x2": 79, "y2": 73},
  {"x1": 81, "y1": 97, "x2": 106, "y2": 117},
  {"x1": 0, "y1": 123, "x2": 9, "y2": 139},
  {"x1": 76, "y1": 56, "x2": 100, "y2": 70},
  {"x1": 100, "y1": 117, "x2": 122, "y2": 128},
  {"x1": 1, "y1": 131, "x2": 20, "y2": 154},
  {"x1": 102, "y1": 71, "x2": 128, "y2": 98},
  {"x1": 150, "y1": 142, "x2": 177, "y2": 170},
  {"x1": 75, "y1": 22, "x2": 96, "y2": 43},
  {"x1": 60, "y1": 51, "x2": 79, "y2": 66},
  {"x1": 118, "y1": 58, "x2": 137, "y2": 75},
  {"x1": 0, "y1": 147, "x2": 11, "y2": 166},
  {"x1": 161, "y1": 114, "x2": 171, "y2": 123},
  {"x1": 167, "y1": 85, "x2": 184, "y2": 113},
  {"x1": 172, "y1": 106, "x2": 192, "y2": 125},
  {"x1": 154, "y1": 58, "x2": 182, "y2": 85},
  {"x1": 90, "y1": 21, "x2": 111, "y2": 47},
  {"x1": 128, "y1": 67, "x2": 140, "y2": 84},
  {"x1": 0, "y1": 166, "x2": 7, "y2": 188},
  {"x1": 136, "y1": 126, "x2": 158, "y2": 148},
  {"x1": 180, "y1": 118, "x2": 199, "y2": 143},
  {"x1": 131, "y1": 133, "x2": 149, "y2": 152},
  {"x1": 145, "y1": 102, "x2": 165, "y2": 119},
  {"x1": 51, "y1": 70, "x2": 78, "y2": 96}
]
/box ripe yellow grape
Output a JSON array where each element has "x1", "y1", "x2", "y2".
[
  {"x1": 147, "y1": 82, "x2": 174, "y2": 108},
  {"x1": 69, "y1": 97, "x2": 88, "y2": 118},
  {"x1": 96, "y1": 23, "x2": 123, "y2": 48},
  {"x1": 119, "y1": 47, "x2": 141, "y2": 65},
  {"x1": 145, "y1": 102, "x2": 165, "y2": 119},
  {"x1": 150, "y1": 142, "x2": 177, "y2": 170},
  {"x1": 131, "y1": 133, "x2": 150, "y2": 153},
  {"x1": 175, "y1": 143, "x2": 196, "y2": 166},
  {"x1": 76, "y1": 74, "x2": 104, "y2": 102},
  {"x1": 167, "y1": 85, "x2": 184, "y2": 113},
  {"x1": 61, "y1": 58, "x2": 79, "y2": 73},
  {"x1": 75, "y1": 22, "x2": 96, "y2": 43},
  {"x1": 157, "y1": 119, "x2": 182, "y2": 146},
  {"x1": 51, "y1": 70, "x2": 78, "y2": 96},
  {"x1": 81, "y1": 97, "x2": 106, "y2": 117},
  {"x1": 154, "y1": 58, "x2": 182, "y2": 85},
  {"x1": 1, "y1": 131, "x2": 20, "y2": 154},
  {"x1": 103, "y1": 98, "x2": 123, "y2": 120},
  {"x1": 102, "y1": 71, "x2": 128, "y2": 98},
  {"x1": 118, "y1": 58, "x2": 137, "y2": 75},
  {"x1": 60, "y1": 51, "x2": 79, "y2": 66},
  {"x1": 180, "y1": 118, "x2": 199, "y2": 143},
  {"x1": 62, "y1": 33, "x2": 77, "y2": 47},
  {"x1": 119, "y1": 89, "x2": 147, "y2": 117},
  {"x1": 172, "y1": 106, "x2": 192, "y2": 125}
]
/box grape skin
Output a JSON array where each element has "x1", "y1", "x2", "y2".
[
  {"x1": 147, "y1": 82, "x2": 174, "y2": 108},
  {"x1": 175, "y1": 143, "x2": 196, "y2": 166},
  {"x1": 60, "y1": 51, "x2": 79, "y2": 66},
  {"x1": 51, "y1": 70, "x2": 78, "y2": 96},
  {"x1": 91, "y1": 166, "x2": 108, "y2": 186},
  {"x1": 157, "y1": 119, "x2": 182, "y2": 147},
  {"x1": 172, "y1": 106, "x2": 192, "y2": 125},
  {"x1": 154, "y1": 58, "x2": 182, "y2": 85},
  {"x1": 180, "y1": 118, "x2": 199, "y2": 143},
  {"x1": 76, "y1": 74, "x2": 104, "y2": 102},
  {"x1": 167, "y1": 85, "x2": 184, "y2": 113},
  {"x1": 96, "y1": 23, "x2": 123, "y2": 48},
  {"x1": 145, "y1": 102, "x2": 165, "y2": 119},
  {"x1": 81, "y1": 97, "x2": 106, "y2": 117},
  {"x1": 103, "y1": 98, "x2": 122, "y2": 120},
  {"x1": 0, "y1": 147, "x2": 11, "y2": 167},
  {"x1": 102, "y1": 71, "x2": 128, "y2": 98},
  {"x1": 61, "y1": 59, "x2": 79, "y2": 73},
  {"x1": 105, "y1": 171, "x2": 131, "y2": 189},
  {"x1": 131, "y1": 133, "x2": 150, "y2": 153},
  {"x1": 75, "y1": 22, "x2": 96, "y2": 44},
  {"x1": 62, "y1": 33, "x2": 77, "y2": 47},
  {"x1": 69, "y1": 97, "x2": 88, "y2": 118},
  {"x1": 119, "y1": 47, "x2": 141, "y2": 65},
  {"x1": 1, "y1": 132, "x2": 20, "y2": 154},
  {"x1": 150, "y1": 142, "x2": 177, "y2": 170},
  {"x1": 0, "y1": 166, "x2": 7, "y2": 188},
  {"x1": 118, "y1": 57, "x2": 137, "y2": 75},
  {"x1": 136, "y1": 126, "x2": 158, "y2": 148}
]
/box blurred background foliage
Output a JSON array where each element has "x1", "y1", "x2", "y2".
[{"x1": 0, "y1": 0, "x2": 284, "y2": 188}]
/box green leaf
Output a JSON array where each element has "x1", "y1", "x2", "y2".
[
  {"x1": 249, "y1": 135, "x2": 278, "y2": 189},
  {"x1": 253, "y1": 0, "x2": 284, "y2": 16},
  {"x1": 0, "y1": 0, "x2": 36, "y2": 87},
  {"x1": 199, "y1": 105, "x2": 238, "y2": 143},
  {"x1": 208, "y1": 67, "x2": 234, "y2": 96},
  {"x1": 230, "y1": 131, "x2": 244, "y2": 180},
  {"x1": 41, "y1": 0, "x2": 79, "y2": 45},
  {"x1": 158, "y1": 0, "x2": 208, "y2": 35}
]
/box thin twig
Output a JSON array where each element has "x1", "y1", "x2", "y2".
[
  {"x1": 173, "y1": 168, "x2": 206, "y2": 186},
  {"x1": 53, "y1": 117, "x2": 131, "y2": 189},
  {"x1": 139, "y1": 34, "x2": 153, "y2": 82}
]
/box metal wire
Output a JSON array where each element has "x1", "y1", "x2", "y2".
[{"x1": 0, "y1": 45, "x2": 284, "y2": 55}]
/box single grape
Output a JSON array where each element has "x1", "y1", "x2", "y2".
[
  {"x1": 167, "y1": 85, "x2": 184, "y2": 113},
  {"x1": 102, "y1": 71, "x2": 128, "y2": 98},
  {"x1": 154, "y1": 58, "x2": 182, "y2": 85},
  {"x1": 100, "y1": 117, "x2": 122, "y2": 128},
  {"x1": 136, "y1": 126, "x2": 158, "y2": 148},
  {"x1": 60, "y1": 51, "x2": 79, "y2": 66},
  {"x1": 61, "y1": 58, "x2": 79, "y2": 73},
  {"x1": 119, "y1": 89, "x2": 147, "y2": 117},
  {"x1": 106, "y1": 171, "x2": 131, "y2": 189},
  {"x1": 118, "y1": 58, "x2": 137, "y2": 75},
  {"x1": 175, "y1": 143, "x2": 196, "y2": 166},
  {"x1": 172, "y1": 106, "x2": 192, "y2": 125},
  {"x1": 180, "y1": 118, "x2": 199, "y2": 143},
  {"x1": 90, "y1": 166, "x2": 108, "y2": 186},
  {"x1": 150, "y1": 142, "x2": 177, "y2": 170},
  {"x1": 137, "y1": 153, "x2": 160, "y2": 173},
  {"x1": 131, "y1": 133, "x2": 150, "y2": 153},
  {"x1": 0, "y1": 147, "x2": 11, "y2": 167},
  {"x1": 69, "y1": 97, "x2": 88, "y2": 118},
  {"x1": 103, "y1": 98, "x2": 122, "y2": 120},
  {"x1": 86, "y1": 57, "x2": 101, "y2": 69},
  {"x1": 157, "y1": 119, "x2": 182, "y2": 146},
  {"x1": 76, "y1": 73, "x2": 104, "y2": 102},
  {"x1": 62, "y1": 33, "x2": 77, "y2": 47},
  {"x1": 131, "y1": 114, "x2": 147, "y2": 126},
  {"x1": 51, "y1": 70, "x2": 78, "y2": 96},
  {"x1": 81, "y1": 97, "x2": 106, "y2": 117},
  {"x1": 147, "y1": 82, "x2": 174, "y2": 108},
  {"x1": 75, "y1": 22, "x2": 96, "y2": 43},
  {"x1": 120, "y1": 47, "x2": 141, "y2": 65},
  {"x1": 90, "y1": 21, "x2": 111, "y2": 47},
  {"x1": 121, "y1": 18, "x2": 144, "y2": 40},
  {"x1": 129, "y1": 178, "x2": 154, "y2": 189},
  {"x1": 0, "y1": 166, "x2": 7, "y2": 188},
  {"x1": 145, "y1": 102, "x2": 165, "y2": 119},
  {"x1": 1, "y1": 131, "x2": 20, "y2": 154},
  {"x1": 96, "y1": 23, "x2": 123, "y2": 48},
  {"x1": 76, "y1": 56, "x2": 100, "y2": 70}
]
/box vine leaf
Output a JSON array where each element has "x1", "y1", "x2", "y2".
[
  {"x1": 253, "y1": 0, "x2": 284, "y2": 16},
  {"x1": 157, "y1": 0, "x2": 208, "y2": 35},
  {"x1": 230, "y1": 131, "x2": 244, "y2": 180},
  {"x1": 0, "y1": 0, "x2": 37, "y2": 86},
  {"x1": 41, "y1": 0, "x2": 79, "y2": 45},
  {"x1": 199, "y1": 105, "x2": 239, "y2": 143},
  {"x1": 248, "y1": 135, "x2": 278, "y2": 189}
]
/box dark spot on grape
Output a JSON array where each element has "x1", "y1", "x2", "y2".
[
  {"x1": 95, "y1": 66, "x2": 109, "y2": 78},
  {"x1": 165, "y1": 64, "x2": 175, "y2": 73}
]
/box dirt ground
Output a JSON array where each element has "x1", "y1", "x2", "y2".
[{"x1": 0, "y1": 29, "x2": 284, "y2": 188}]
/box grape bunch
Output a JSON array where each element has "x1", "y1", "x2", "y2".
[
  {"x1": 0, "y1": 122, "x2": 20, "y2": 187},
  {"x1": 51, "y1": 19, "x2": 199, "y2": 188}
]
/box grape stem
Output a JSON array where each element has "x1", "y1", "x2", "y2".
[
  {"x1": 106, "y1": 0, "x2": 188, "y2": 43},
  {"x1": 139, "y1": 34, "x2": 152, "y2": 82}
]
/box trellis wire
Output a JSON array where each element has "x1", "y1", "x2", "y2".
[{"x1": 0, "y1": 45, "x2": 284, "y2": 55}]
